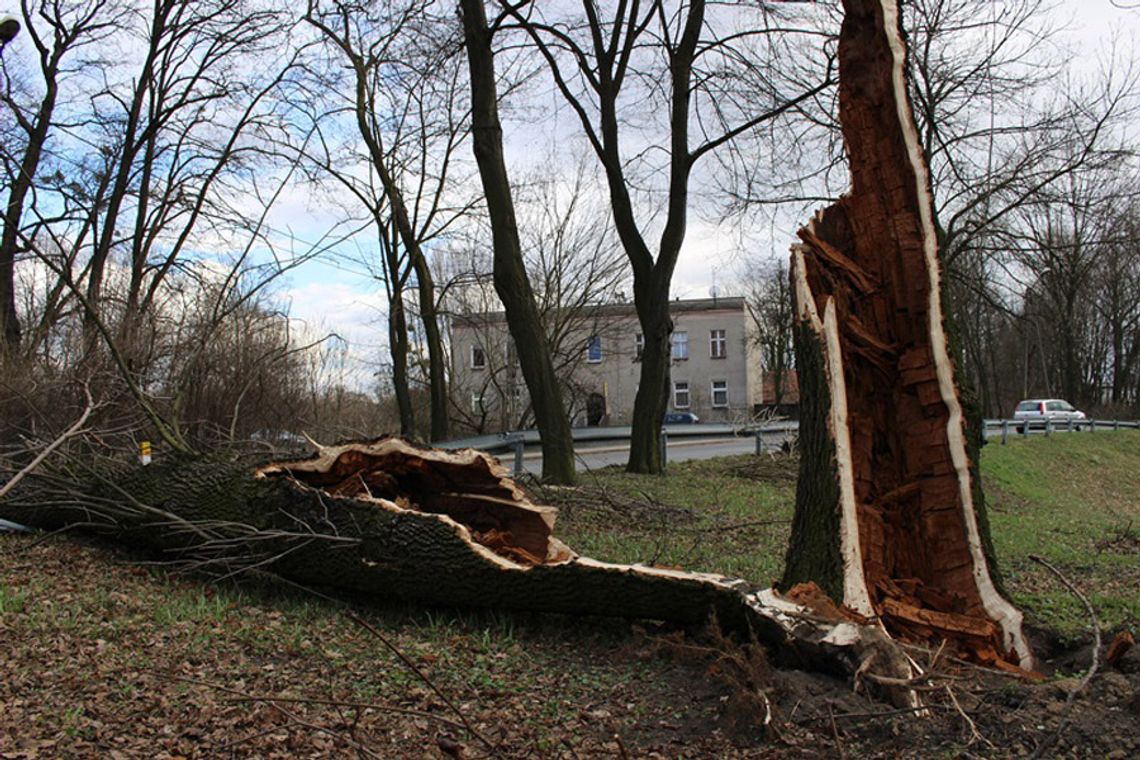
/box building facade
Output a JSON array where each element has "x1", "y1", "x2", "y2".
[{"x1": 450, "y1": 297, "x2": 764, "y2": 430}]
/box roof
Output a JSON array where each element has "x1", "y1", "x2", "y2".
[{"x1": 451, "y1": 296, "x2": 747, "y2": 327}]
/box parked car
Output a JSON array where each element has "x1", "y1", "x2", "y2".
[
  {"x1": 1012, "y1": 399, "x2": 1086, "y2": 433},
  {"x1": 663, "y1": 411, "x2": 700, "y2": 424}
]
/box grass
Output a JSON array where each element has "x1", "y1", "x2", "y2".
[
  {"x1": 553, "y1": 455, "x2": 796, "y2": 586},
  {"x1": 981, "y1": 430, "x2": 1140, "y2": 639},
  {"x1": 2, "y1": 432, "x2": 1137, "y2": 755},
  {"x1": 553, "y1": 430, "x2": 1140, "y2": 641}
]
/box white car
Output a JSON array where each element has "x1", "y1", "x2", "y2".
[{"x1": 1012, "y1": 399, "x2": 1086, "y2": 433}]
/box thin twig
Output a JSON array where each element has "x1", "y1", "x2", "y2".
[
  {"x1": 163, "y1": 673, "x2": 383, "y2": 758},
  {"x1": 269, "y1": 699, "x2": 384, "y2": 759},
  {"x1": 214, "y1": 724, "x2": 288, "y2": 752},
  {"x1": 223, "y1": 694, "x2": 469, "y2": 733},
  {"x1": 827, "y1": 701, "x2": 846, "y2": 760},
  {"x1": 945, "y1": 685, "x2": 992, "y2": 748},
  {"x1": 1027, "y1": 554, "x2": 1101, "y2": 759},
  {"x1": 614, "y1": 733, "x2": 631, "y2": 760},
  {"x1": 346, "y1": 612, "x2": 497, "y2": 752},
  {"x1": 796, "y1": 704, "x2": 953, "y2": 724},
  {"x1": 0, "y1": 386, "x2": 96, "y2": 501}
]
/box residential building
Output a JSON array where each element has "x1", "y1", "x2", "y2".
[{"x1": 450, "y1": 296, "x2": 765, "y2": 430}]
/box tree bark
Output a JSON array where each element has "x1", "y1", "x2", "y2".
[
  {"x1": 458, "y1": 0, "x2": 576, "y2": 484},
  {"x1": 0, "y1": 436, "x2": 919, "y2": 705},
  {"x1": 1, "y1": 21, "x2": 66, "y2": 354},
  {"x1": 410, "y1": 250, "x2": 449, "y2": 442},
  {"x1": 626, "y1": 287, "x2": 672, "y2": 473},
  {"x1": 783, "y1": 0, "x2": 1032, "y2": 671},
  {"x1": 382, "y1": 225, "x2": 416, "y2": 437}
]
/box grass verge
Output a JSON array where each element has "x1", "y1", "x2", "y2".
[{"x1": 551, "y1": 430, "x2": 1140, "y2": 640}]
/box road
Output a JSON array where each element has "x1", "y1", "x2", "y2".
[
  {"x1": 501, "y1": 421, "x2": 1121, "y2": 475},
  {"x1": 511, "y1": 430, "x2": 797, "y2": 475}
]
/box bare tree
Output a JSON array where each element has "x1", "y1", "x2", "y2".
[
  {"x1": 1009, "y1": 164, "x2": 1137, "y2": 407},
  {"x1": 304, "y1": 0, "x2": 473, "y2": 442},
  {"x1": 0, "y1": 0, "x2": 117, "y2": 353},
  {"x1": 497, "y1": 0, "x2": 833, "y2": 473},
  {"x1": 458, "y1": 0, "x2": 576, "y2": 483},
  {"x1": 444, "y1": 160, "x2": 630, "y2": 432},
  {"x1": 741, "y1": 258, "x2": 794, "y2": 408},
  {"x1": 1092, "y1": 203, "x2": 1140, "y2": 407}
]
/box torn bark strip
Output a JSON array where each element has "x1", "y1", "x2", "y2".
[{"x1": 783, "y1": 0, "x2": 1032, "y2": 671}]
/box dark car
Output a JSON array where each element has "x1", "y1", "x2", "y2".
[{"x1": 663, "y1": 411, "x2": 700, "y2": 424}]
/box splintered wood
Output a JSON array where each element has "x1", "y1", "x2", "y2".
[
  {"x1": 789, "y1": 0, "x2": 1032, "y2": 669},
  {"x1": 258, "y1": 438, "x2": 570, "y2": 566}
]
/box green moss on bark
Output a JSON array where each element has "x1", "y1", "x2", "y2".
[{"x1": 781, "y1": 319, "x2": 845, "y2": 601}]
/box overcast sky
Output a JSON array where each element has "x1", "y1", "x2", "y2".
[{"x1": 276, "y1": 0, "x2": 1140, "y2": 387}]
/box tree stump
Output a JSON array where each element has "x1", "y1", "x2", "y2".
[{"x1": 783, "y1": 0, "x2": 1032, "y2": 671}]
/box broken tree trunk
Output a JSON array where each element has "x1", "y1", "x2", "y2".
[
  {"x1": 0, "y1": 436, "x2": 918, "y2": 706},
  {"x1": 782, "y1": 0, "x2": 1032, "y2": 671}
]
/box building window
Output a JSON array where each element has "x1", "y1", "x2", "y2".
[
  {"x1": 711, "y1": 380, "x2": 728, "y2": 408},
  {"x1": 471, "y1": 392, "x2": 484, "y2": 411},
  {"x1": 674, "y1": 381, "x2": 690, "y2": 408},
  {"x1": 635, "y1": 334, "x2": 644, "y2": 361},
  {"x1": 586, "y1": 334, "x2": 602, "y2": 363},
  {"x1": 710, "y1": 329, "x2": 726, "y2": 359},
  {"x1": 470, "y1": 345, "x2": 486, "y2": 369},
  {"x1": 672, "y1": 331, "x2": 689, "y2": 360}
]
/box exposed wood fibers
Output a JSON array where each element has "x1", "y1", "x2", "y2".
[
  {"x1": 791, "y1": 0, "x2": 1030, "y2": 670},
  {"x1": 261, "y1": 439, "x2": 566, "y2": 567}
]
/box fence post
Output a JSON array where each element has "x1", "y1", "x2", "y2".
[
  {"x1": 512, "y1": 434, "x2": 525, "y2": 477},
  {"x1": 755, "y1": 429, "x2": 765, "y2": 455},
  {"x1": 1090, "y1": 419, "x2": 1096, "y2": 433},
  {"x1": 1045, "y1": 419, "x2": 1052, "y2": 436},
  {"x1": 1067, "y1": 418, "x2": 1074, "y2": 433},
  {"x1": 1114, "y1": 419, "x2": 1120, "y2": 431},
  {"x1": 1022, "y1": 421, "x2": 1030, "y2": 438},
  {"x1": 659, "y1": 427, "x2": 668, "y2": 469},
  {"x1": 1001, "y1": 420, "x2": 1009, "y2": 445}
]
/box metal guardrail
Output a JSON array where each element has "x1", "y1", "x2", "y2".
[
  {"x1": 435, "y1": 421, "x2": 799, "y2": 453},
  {"x1": 437, "y1": 421, "x2": 800, "y2": 475},
  {"x1": 984, "y1": 418, "x2": 1140, "y2": 444},
  {"x1": 437, "y1": 418, "x2": 1138, "y2": 475}
]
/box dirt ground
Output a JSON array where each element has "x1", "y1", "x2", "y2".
[{"x1": 1, "y1": 533, "x2": 1138, "y2": 758}]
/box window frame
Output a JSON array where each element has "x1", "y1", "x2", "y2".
[
  {"x1": 673, "y1": 380, "x2": 691, "y2": 409},
  {"x1": 634, "y1": 333, "x2": 644, "y2": 361},
  {"x1": 470, "y1": 344, "x2": 486, "y2": 370},
  {"x1": 671, "y1": 331, "x2": 689, "y2": 360},
  {"x1": 711, "y1": 379, "x2": 728, "y2": 408},
  {"x1": 709, "y1": 329, "x2": 726, "y2": 359}
]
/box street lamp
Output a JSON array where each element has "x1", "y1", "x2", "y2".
[{"x1": 0, "y1": 16, "x2": 20, "y2": 49}]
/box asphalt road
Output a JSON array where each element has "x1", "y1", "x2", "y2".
[
  {"x1": 502, "y1": 421, "x2": 1111, "y2": 475},
  {"x1": 510, "y1": 430, "x2": 797, "y2": 475}
]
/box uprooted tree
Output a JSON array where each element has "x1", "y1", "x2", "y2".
[{"x1": 0, "y1": 0, "x2": 1034, "y2": 705}]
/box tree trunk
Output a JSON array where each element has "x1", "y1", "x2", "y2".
[
  {"x1": 782, "y1": 0, "x2": 1032, "y2": 671},
  {"x1": 0, "y1": 436, "x2": 919, "y2": 705},
  {"x1": 627, "y1": 293, "x2": 671, "y2": 473},
  {"x1": 410, "y1": 251, "x2": 449, "y2": 442},
  {"x1": 459, "y1": 0, "x2": 576, "y2": 484},
  {"x1": 0, "y1": 71, "x2": 61, "y2": 354},
  {"x1": 388, "y1": 285, "x2": 415, "y2": 437}
]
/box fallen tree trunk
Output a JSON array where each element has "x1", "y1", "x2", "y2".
[
  {"x1": 782, "y1": 0, "x2": 1032, "y2": 672},
  {"x1": 0, "y1": 437, "x2": 916, "y2": 705}
]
